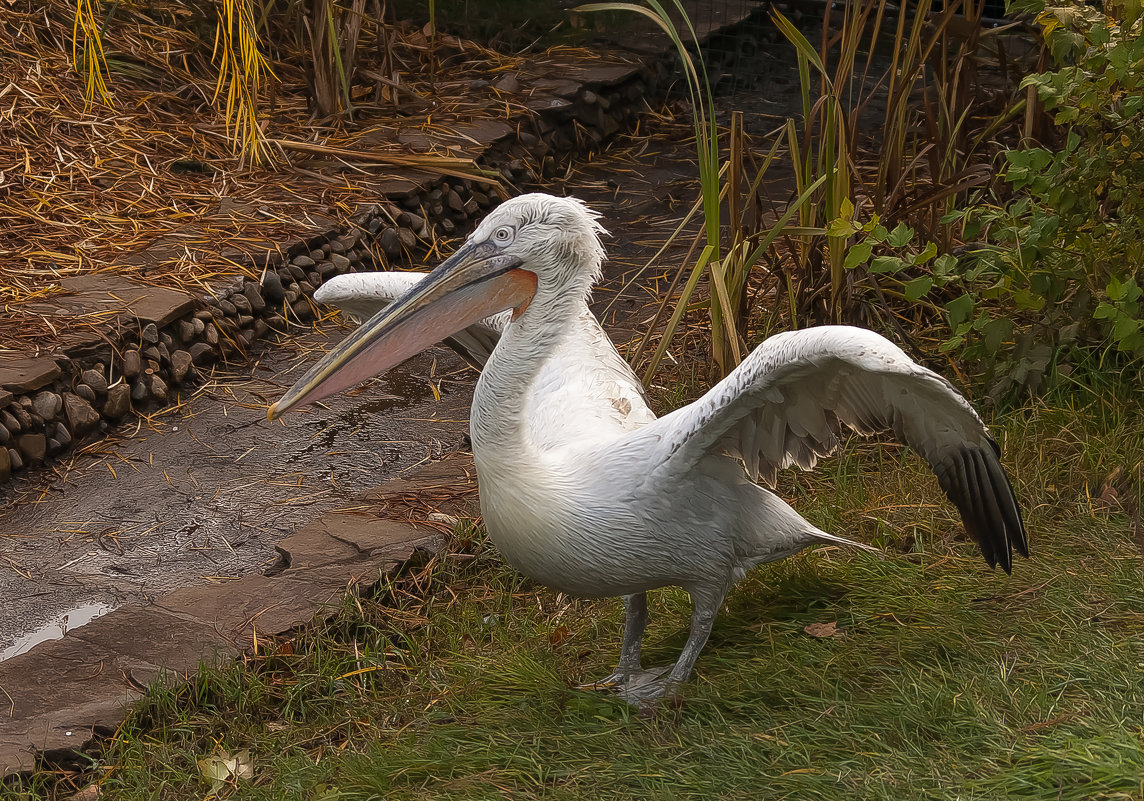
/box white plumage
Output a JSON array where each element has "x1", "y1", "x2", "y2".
[{"x1": 284, "y1": 194, "x2": 1028, "y2": 705}]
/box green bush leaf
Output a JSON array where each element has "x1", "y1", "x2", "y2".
[
  {"x1": 844, "y1": 241, "x2": 873, "y2": 269},
  {"x1": 904, "y1": 276, "x2": 932, "y2": 301}
]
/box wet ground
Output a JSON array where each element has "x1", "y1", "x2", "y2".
[{"x1": 0, "y1": 328, "x2": 475, "y2": 658}]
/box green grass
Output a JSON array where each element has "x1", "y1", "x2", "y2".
[{"x1": 11, "y1": 389, "x2": 1144, "y2": 801}]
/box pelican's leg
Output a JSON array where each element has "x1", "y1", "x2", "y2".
[
  {"x1": 617, "y1": 586, "x2": 725, "y2": 708},
  {"x1": 585, "y1": 593, "x2": 655, "y2": 689},
  {"x1": 615, "y1": 592, "x2": 649, "y2": 677}
]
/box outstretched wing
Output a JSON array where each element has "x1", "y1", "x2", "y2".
[
  {"x1": 643, "y1": 325, "x2": 1028, "y2": 572},
  {"x1": 314, "y1": 272, "x2": 509, "y2": 369}
]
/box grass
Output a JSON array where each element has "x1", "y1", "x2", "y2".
[{"x1": 10, "y1": 388, "x2": 1144, "y2": 800}]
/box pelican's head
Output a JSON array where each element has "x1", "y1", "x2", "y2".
[{"x1": 268, "y1": 193, "x2": 606, "y2": 419}]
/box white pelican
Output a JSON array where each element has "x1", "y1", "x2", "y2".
[{"x1": 271, "y1": 193, "x2": 1028, "y2": 705}]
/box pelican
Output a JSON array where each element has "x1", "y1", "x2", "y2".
[{"x1": 271, "y1": 193, "x2": 1028, "y2": 705}]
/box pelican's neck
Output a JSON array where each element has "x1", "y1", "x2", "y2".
[{"x1": 470, "y1": 282, "x2": 587, "y2": 452}]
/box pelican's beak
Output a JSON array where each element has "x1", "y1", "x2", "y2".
[{"x1": 268, "y1": 241, "x2": 533, "y2": 420}]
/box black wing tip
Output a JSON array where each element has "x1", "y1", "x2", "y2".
[{"x1": 936, "y1": 445, "x2": 1028, "y2": 575}]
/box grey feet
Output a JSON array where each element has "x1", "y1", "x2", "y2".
[{"x1": 581, "y1": 665, "x2": 676, "y2": 709}]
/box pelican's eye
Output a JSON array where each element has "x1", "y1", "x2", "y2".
[{"x1": 492, "y1": 226, "x2": 515, "y2": 245}]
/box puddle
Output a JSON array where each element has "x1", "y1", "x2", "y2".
[{"x1": 0, "y1": 600, "x2": 115, "y2": 662}]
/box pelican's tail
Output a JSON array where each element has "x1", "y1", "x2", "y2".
[
  {"x1": 808, "y1": 528, "x2": 882, "y2": 554},
  {"x1": 738, "y1": 482, "x2": 883, "y2": 567}
]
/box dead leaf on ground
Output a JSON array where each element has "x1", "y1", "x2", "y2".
[
  {"x1": 803, "y1": 621, "x2": 841, "y2": 638},
  {"x1": 198, "y1": 749, "x2": 254, "y2": 793}
]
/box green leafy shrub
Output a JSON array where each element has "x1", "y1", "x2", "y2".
[{"x1": 945, "y1": 0, "x2": 1144, "y2": 398}]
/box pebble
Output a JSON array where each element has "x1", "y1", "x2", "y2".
[
  {"x1": 309, "y1": 249, "x2": 324, "y2": 261},
  {"x1": 103, "y1": 384, "x2": 131, "y2": 418},
  {"x1": 329, "y1": 238, "x2": 347, "y2": 255},
  {"x1": 170, "y1": 350, "x2": 193, "y2": 384},
  {"x1": 447, "y1": 189, "x2": 464, "y2": 212},
  {"x1": 297, "y1": 281, "x2": 316, "y2": 296},
  {"x1": 54, "y1": 422, "x2": 72, "y2": 448},
  {"x1": 131, "y1": 380, "x2": 149, "y2": 403},
  {"x1": 189, "y1": 342, "x2": 215, "y2": 366},
  {"x1": 261, "y1": 271, "x2": 286, "y2": 303},
  {"x1": 31, "y1": 390, "x2": 62, "y2": 421},
  {"x1": 11, "y1": 405, "x2": 32, "y2": 430},
  {"x1": 81, "y1": 368, "x2": 108, "y2": 394},
  {"x1": 46, "y1": 437, "x2": 63, "y2": 455},
  {"x1": 141, "y1": 322, "x2": 159, "y2": 344},
  {"x1": 219, "y1": 299, "x2": 238, "y2": 317},
  {"x1": 150, "y1": 374, "x2": 168, "y2": 402},
  {"x1": 0, "y1": 447, "x2": 9, "y2": 481},
  {"x1": 231, "y1": 293, "x2": 251, "y2": 313},
  {"x1": 329, "y1": 253, "x2": 351, "y2": 272},
  {"x1": 307, "y1": 271, "x2": 322, "y2": 286},
  {"x1": 292, "y1": 300, "x2": 313, "y2": 321},
  {"x1": 142, "y1": 346, "x2": 162, "y2": 363},
  {"x1": 288, "y1": 264, "x2": 307, "y2": 282},
  {"x1": 0, "y1": 424, "x2": 7, "y2": 444},
  {"x1": 493, "y1": 73, "x2": 520, "y2": 92},
  {"x1": 237, "y1": 314, "x2": 254, "y2": 328},
  {"x1": 243, "y1": 283, "x2": 266, "y2": 313},
  {"x1": 2, "y1": 410, "x2": 21, "y2": 433},
  {"x1": 179, "y1": 319, "x2": 197, "y2": 342},
  {"x1": 192, "y1": 317, "x2": 206, "y2": 335},
  {"x1": 63, "y1": 392, "x2": 100, "y2": 436},
  {"x1": 122, "y1": 350, "x2": 143, "y2": 378},
  {"x1": 18, "y1": 433, "x2": 46, "y2": 463},
  {"x1": 204, "y1": 324, "x2": 219, "y2": 346},
  {"x1": 8, "y1": 448, "x2": 22, "y2": 472},
  {"x1": 194, "y1": 309, "x2": 215, "y2": 322},
  {"x1": 292, "y1": 254, "x2": 316, "y2": 269},
  {"x1": 75, "y1": 383, "x2": 98, "y2": 404}
]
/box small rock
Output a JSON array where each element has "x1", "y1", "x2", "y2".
[
  {"x1": 219, "y1": 299, "x2": 238, "y2": 317},
  {"x1": 131, "y1": 381, "x2": 149, "y2": 403},
  {"x1": 122, "y1": 350, "x2": 143, "y2": 378},
  {"x1": 493, "y1": 73, "x2": 519, "y2": 92},
  {"x1": 329, "y1": 238, "x2": 347, "y2": 255},
  {"x1": 17, "y1": 433, "x2": 46, "y2": 463},
  {"x1": 237, "y1": 314, "x2": 254, "y2": 328},
  {"x1": 46, "y1": 437, "x2": 63, "y2": 455},
  {"x1": 288, "y1": 264, "x2": 307, "y2": 281},
  {"x1": 469, "y1": 78, "x2": 489, "y2": 90},
  {"x1": 194, "y1": 309, "x2": 215, "y2": 321},
  {"x1": 8, "y1": 448, "x2": 22, "y2": 472},
  {"x1": 265, "y1": 314, "x2": 286, "y2": 331},
  {"x1": 160, "y1": 332, "x2": 174, "y2": 349},
  {"x1": 141, "y1": 322, "x2": 159, "y2": 344},
  {"x1": 204, "y1": 324, "x2": 219, "y2": 346},
  {"x1": 81, "y1": 368, "x2": 108, "y2": 394},
  {"x1": 11, "y1": 405, "x2": 31, "y2": 430},
  {"x1": 447, "y1": 189, "x2": 464, "y2": 212},
  {"x1": 189, "y1": 342, "x2": 215, "y2": 366},
  {"x1": 367, "y1": 217, "x2": 382, "y2": 234},
  {"x1": 329, "y1": 253, "x2": 351, "y2": 272},
  {"x1": 292, "y1": 300, "x2": 313, "y2": 321},
  {"x1": 75, "y1": 384, "x2": 98, "y2": 404},
  {"x1": 231, "y1": 293, "x2": 251, "y2": 313},
  {"x1": 54, "y1": 422, "x2": 72, "y2": 448},
  {"x1": 31, "y1": 390, "x2": 62, "y2": 421},
  {"x1": 149, "y1": 374, "x2": 168, "y2": 402},
  {"x1": 243, "y1": 282, "x2": 266, "y2": 313},
  {"x1": 170, "y1": 350, "x2": 193, "y2": 384},
  {"x1": 338, "y1": 232, "x2": 359, "y2": 251},
  {"x1": 0, "y1": 446, "x2": 9, "y2": 481},
  {"x1": 179, "y1": 319, "x2": 197, "y2": 342},
  {"x1": 0, "y1": 424, "x2": 7, "y2": 444},
  {"x1": 157, "y1": 343, "x2": 170, "y2": 361},
  {"x1": 192, "y1": 317, "x2": 206, "y2": 335},
  {"x1": 103, "y1": 384, "x2": 131, "y2": 418},
  {"x1": 2, "y1": 410, "x2": 21, "y2": 434},
  {"x1": 398, "y1": 227, "x2": 417, "y2": 249},
  {"x1": 427, "y1": 512, "x2": 459, "y2": 526},
  {"x1": 142, "y1": 346, "x2": 162, "y2": 363},
  {"x1": 63, "y1": 392, "x2": 100, "y2": 436},
  {"x1": 309, "y1": 249, "x2": 324, "y2": 261},
  {"x1": 284, "y1": 289, "x2": 299, "y2": 304},
  {"x1": 252, "y1": 319, "x2": 269, "y2": 339},
  {"x1": 297, "y1": 281, "x2": 316, "y2": 296},
  {"x1": 307, "y1": 271, "x2": 322, "y2": 286},
  {"x1": 379, "y1": 228, "x2": 402, "y2": 258},
  {"x1": 292, "y1": 254, "x2": 316, "y2": 269}
]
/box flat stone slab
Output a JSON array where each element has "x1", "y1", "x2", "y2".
[
  {"x1": 24, "y1": 275, "x2": 196, "y2": 328},
  {"x1": 0, "y1": 357, "x2": 61, "y2": 393},
  {"x1": 0, "y1": 637, "x2": 159, "y2": 772},
  {"x1": 67, "y1": 605, "x2": 239, "y2": 675}
]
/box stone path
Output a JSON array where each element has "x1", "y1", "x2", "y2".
[{"x1": 0, "y1": 451, "x2": 478, "y2": 773}]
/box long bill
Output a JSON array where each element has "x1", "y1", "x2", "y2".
[{"x1": 268, "y1": 241, "x2": 535, "y2": 420}]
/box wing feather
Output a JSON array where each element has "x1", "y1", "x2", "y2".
[{"x1": 642, "y1": 325, "x2": 1028, "y2": 572}]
